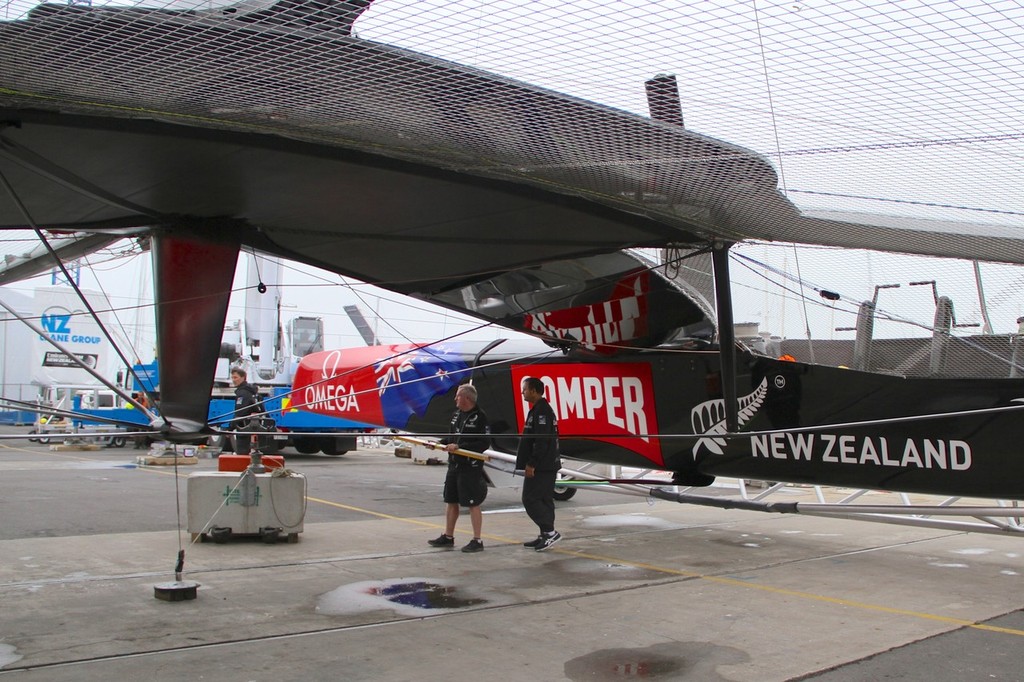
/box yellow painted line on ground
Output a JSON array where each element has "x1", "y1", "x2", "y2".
[
  {"x1": 0, "y1": 442, "x2": 48, "y2": 455},
  {"x1": 0, "y1": 442, "x2": 106, "y2": 463},
  {"x1": 305, "y1": 495, "x2": 440, "y2": 529},
  {"x1": 303, "y1": 492, "x2": 1024, "y2": 639},
  {"x1": 561, "y1": 546, "x2": 1024, "y2": 637}
]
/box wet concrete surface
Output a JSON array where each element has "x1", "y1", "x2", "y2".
[{"x1": 1, "y1": 426, "x2": 1022, "y2": 681}]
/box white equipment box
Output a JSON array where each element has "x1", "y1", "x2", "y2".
[
  {"x1": 411, "y1": 443, "x2": 444, "y2": 464},
  {"x1": 187, "y1": 471, "x2": 306, "y2": 542}
]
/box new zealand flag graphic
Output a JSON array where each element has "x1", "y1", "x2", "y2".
[{"x1": 374, "y1": 344, "x2": 468, "y2": 426}]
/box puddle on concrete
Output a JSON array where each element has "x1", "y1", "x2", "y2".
[
  {"x1": 565, "y1": 642, "x2": 748, "y2": 681},
  {"x1": 711, "y1": 534, "x2": 772, "y2": 550},
  {"x1": 371, "y1": 581, "x2": 486, "y2": 609},
  {"x1": 580, "y1": 514, "x2": 682, "y2": 531},
  {"x1": 551, "y1": 558, "x2": 665, "y2": 582},
  {"x1": 73, "y1": 461, "x2": 137, "y2": 470},
  {"x1": 316, "y1": 578, "x2": 491, "y2": 617},
  {"x1": 0, "y1": 642, "x2": 23, "y2": 669}
]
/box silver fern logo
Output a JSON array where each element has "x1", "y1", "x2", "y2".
[{"x1": 691, "y1": 378, "x2": 767, "y2": 456}]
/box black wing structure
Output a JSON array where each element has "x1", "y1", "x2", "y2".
[{"x1": 0, "y1": 0, "x2": 781, "y2": 428}]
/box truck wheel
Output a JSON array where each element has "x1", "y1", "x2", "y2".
[
  {"x1": 320, "y1": 437, "x2": 348, "y2": 457},
  {"x1": 110, "y1": 436, "x2": 127, "y2": 448},
  {"x1": 293, "y1": 437, "x2": 319, "y2": 454},
  {"x1": 259, "y1": 438, "x2": 281, "y2": 456}
]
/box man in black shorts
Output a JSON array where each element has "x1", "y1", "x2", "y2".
[{"x1": 427, "y1": 383, "x2": 491, "y2": 553}]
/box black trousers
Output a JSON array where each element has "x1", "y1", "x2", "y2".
[{"x1": 522, "y1": 469, "x2": 557, "y2": 534}]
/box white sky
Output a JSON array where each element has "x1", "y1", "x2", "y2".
[{"x1": 1, "y1": 245, "x2": 517, "y2": 365}]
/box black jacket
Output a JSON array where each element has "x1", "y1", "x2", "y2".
[
  {"x1": 440, "y1": 406, "x2": 490, "y2": 469},
  {"x1": 232, "y1": 381, "x2": 261, "y2": 429},
  {"x1": 515, "y1": 397, "x2": 561, "y2": 472}
]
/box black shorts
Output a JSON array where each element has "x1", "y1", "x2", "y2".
[{"x1": 442, "y1": 466, "x2": 488, "y2": 507}]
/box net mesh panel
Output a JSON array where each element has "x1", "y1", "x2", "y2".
[
  {"x1": 727, "y1": 242, "x2": 1024, "y2": 378},
  {"x1": 1, "y1": 0, "x2": 1023, "y2": 377}
]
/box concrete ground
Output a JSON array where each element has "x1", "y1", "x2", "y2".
[{"x1": 0, "y1": 429, "x2": 1022, "y2": 681}]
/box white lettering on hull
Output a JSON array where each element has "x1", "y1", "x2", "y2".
[
  {"x1": 749, "y1": 434, "x2": 972, "y2": 470},
  {"x1": 304, "y1": 384, "x2": 361, "y2": 413},
  {"x1": 540, "y1": 375, "x2": 650, "y2": 442}
]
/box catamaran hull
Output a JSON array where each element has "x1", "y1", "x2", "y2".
[{"x1": 292, "y1": 342, "x2": 1024, "y2": 499}]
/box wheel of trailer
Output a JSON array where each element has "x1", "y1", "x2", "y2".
[
  {"x1": 210, "y1": 526, "x2": 233, "y2": 544},
  {"x1": 319, "y1": 438, "x2": 347, "y2": 457},
  {"x1": 110, "y1": 436, "x2": 127, "y2": 448},
  {"x1": 37, "y1": 436, "x2": 50, "y2": 445},
  {"x1": 259, "y1": 526, "x2": 281, "y2": 544},
  {"x1": 552, "y1": 480, "x2": 576, "y2": 501},
  {"x1": 293, "y1": 437, "x2": 319, "y2": 455}
]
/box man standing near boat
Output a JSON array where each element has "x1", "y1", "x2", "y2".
[
  {"x1": 516, "y1": 376, "x2": 562, "y2": 551},
  {"x1": 230, "y1": 367, "x2": 262, "y2": 454},
  {"x1": 427, "y1": 383, "x2": 491, "y2": 553}
]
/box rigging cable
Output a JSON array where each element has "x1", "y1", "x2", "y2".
[
  {"x1": 752, "y1": 0, "x2": 788, "y2": 198},
  {"x1": 78, "y1": 247, "x2": 152, "y2": 392},
  {"x1": 752, "y1": 0, "x2": 817, "y2": 363},
  {"x1": 0, "y1": 170, "x2": 157, "y2": 420},
  {"x1": 790, "y1": 247, "x2": 816, "y2": 364},
  {"x1": 0, "y1": 171, "x2": 190, "y2": 586}
]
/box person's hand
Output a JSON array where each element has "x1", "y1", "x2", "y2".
[
  {"x1": 525, "y1": 464, "x2": 535, "y2": 478},
  {"x1": 445, "y1": 443, "x2": 457, "y2": 453}
]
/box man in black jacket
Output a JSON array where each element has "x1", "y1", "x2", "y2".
[
  {"x1": 230, "y1": 367, "x2": 262, "y2": 454},
  {"x1": 516, "y1": 376, "x2": 562, "y2": 551},
  {"x1": 427, "y1": 383, "x2": 491, "y2": 553}
]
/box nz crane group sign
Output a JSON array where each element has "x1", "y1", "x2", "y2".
[{"x1": 32, "y1": 287, "x2": 114, "y2": 386}]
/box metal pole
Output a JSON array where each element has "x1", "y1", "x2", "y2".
[
  {"x1": 973, "y1": 261, "x2": 993, "y2": 335},
  {"x1": 711, "y1": 241, "x2": 738, "y2": 432}
]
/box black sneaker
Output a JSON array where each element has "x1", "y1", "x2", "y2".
[
  {"x1": 461, "y1": 539, "x2": 484, "y2": 553},
  {"x1": 428, "y1": 534, "x2": 455, "y2": 548},
  {"x1": 523, "y1": 536, "x2": 543, "y2": 548},
  {"x1": 535, "y1": 531, "x2": 562, "y2": 552}
]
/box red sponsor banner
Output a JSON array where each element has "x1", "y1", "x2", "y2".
[
  {"x1": 511, "y1": 362, "x2": 663, "y2": 466},
  {"x1": 293, "y1": 346, "x2": 388, "y2": 424},
  {"x1": 291, "y1": 343, "x2": 468, "y2": 428},
  {"x1": 523, "y1": 271, "x2": 649, "y2": 353}
]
